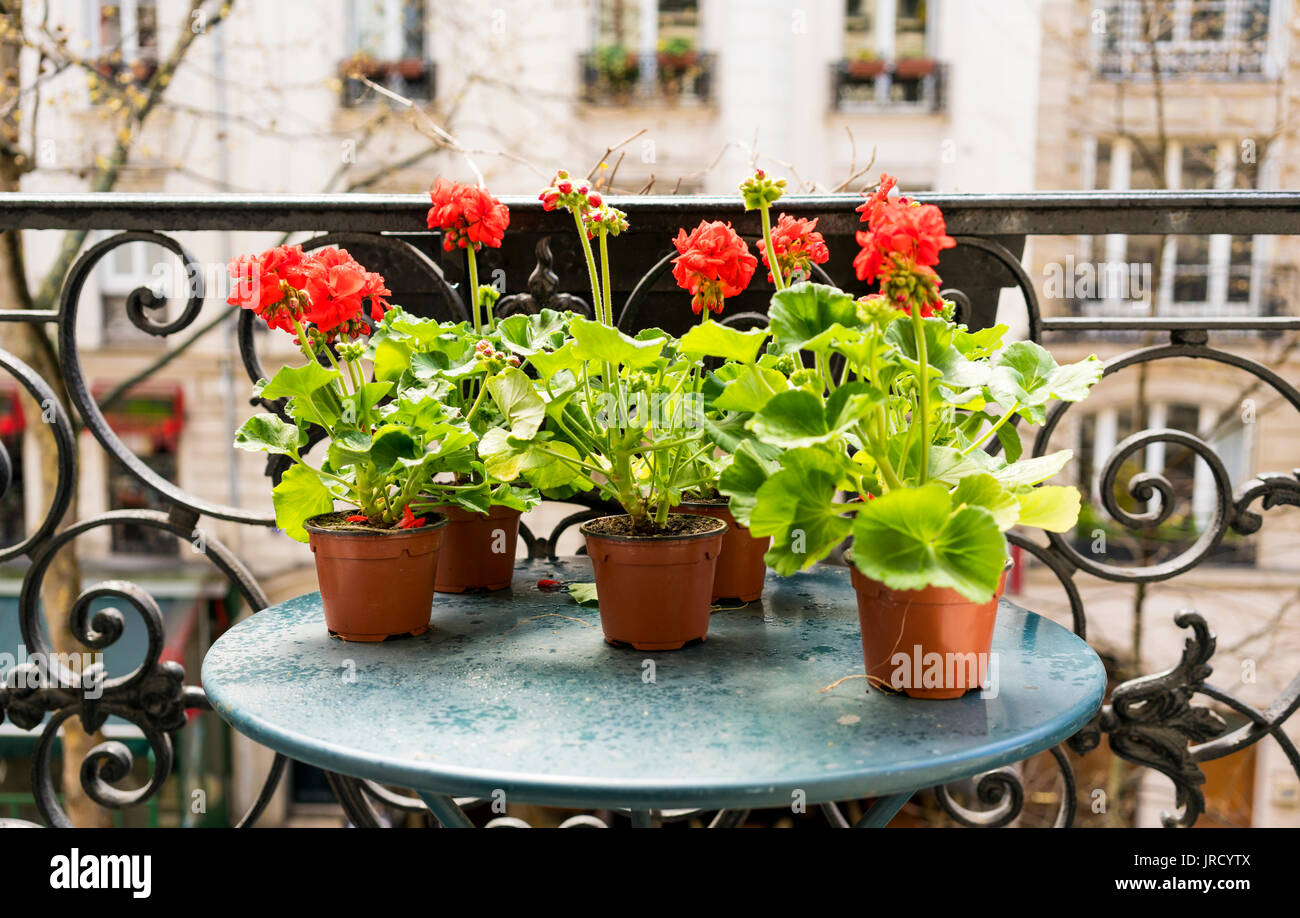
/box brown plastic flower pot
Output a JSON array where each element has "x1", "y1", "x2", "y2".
[
  {"x1": 305, "y1": 513, "x2": 448, "y2": 642},
  {"x1": 850, "y1": 562, "x2": 1008, "y2": 700},
  {"x1": 581, "y1": 515, "x2": 726, "y2": 651},
  {"x1": 433, "y1": 504, "x2": 522, "y2": 593},
  {"x1": 680, "y1": 501, "x2": 770, "y2": 603}
]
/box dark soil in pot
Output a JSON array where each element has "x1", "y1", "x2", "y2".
[
  {"x1": 305, "y1": 511, "x2": 447, "y2": 643},
  {"x1": 581, "y1": 514, "x2": 726, "y2": 651}
]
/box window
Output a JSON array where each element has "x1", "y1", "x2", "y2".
[
  {"x1": 584, "y1": 1, "x2": 710, "y2": 104},
  {"x1": 92, "y1": 0, "x2": 158, "y2": 86},
  {"x1": 342, "y1": 0, "x2": 433, "y2": 105},
  {"x1": 1097, "y1": 0, "x2": 1272, "y2": 78},
  {"x1": 97, "y1": 239, "x2": 170, "y2": 345},
  {"x1": 0, "y1": 389, "x2": 25, "y2": 549},
  {"x1": 100, "y1": 389, "x2": 181, "y2": 557},
  {"x1": 1083, "y1": 138, "x2": 1265, "y2": 316},
  {"x1": 834, "y1": 0, "x2": 939, "y2": 111}
]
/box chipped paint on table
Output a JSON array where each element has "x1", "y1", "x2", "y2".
[{"x1": 201, "y1": 560, "x2": 1106, "y2": 811}]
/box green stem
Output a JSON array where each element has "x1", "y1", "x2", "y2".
[
  {"x1": 961, "y1": 402, "x2": 1021, "y2": 457},
  {"x1": 760, "y1": 204, "x2": 784, "y2": 291},
  {"x1": 574, "y1": 210, "x2": 604, "y2": 324},
  {"x1": 466, "y1": 245, "x2": 483, "y2": 335},
  {"x1": 464, "y1": 381, "x2": 491, "y2": 426},
  {"x1": 910, "y1": 306, "x2": 930, "y2": 484}
]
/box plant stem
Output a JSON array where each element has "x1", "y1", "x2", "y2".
[
  {"x1": 466, "y1": 245, "x2": 483, "y2": 334},
  {"x1": 960, "y1": 402, "x2": 1021, "y2": 457},
  {"x1": 760, "y1": 204, "x2": 784, "y2": 291},
  {"x1": 574, "y1": 210, "x2": 604, "y2": 324},
  {"x1": 910, "y1": 306, "x2": 930, "y2": 484}
]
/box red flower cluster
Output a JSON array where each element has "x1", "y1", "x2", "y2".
[
  {"x1": 853, "y1": 173, "x2": 954, "y2": 316},
  {"x1": 227, "y1": 245, "x2": 391, "y2": 339},
  {"x1": 671, "y1": 221, "x2": 757, "y2": 315},
  {"x1": 537, "y1": 170, "x2": 627, "y2": 240},
  {"x1": 427, "y1": 177, "x2": 510, "y2": 251},
  {"x1": 760, "y1": 214, "x2": 830, "y2": 285}
]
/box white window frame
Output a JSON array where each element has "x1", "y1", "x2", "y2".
[{"x1": 1082, "y1": 135, "x2": 1266, "y2": 317}]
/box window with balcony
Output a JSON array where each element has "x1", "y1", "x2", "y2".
[
  {"x1": 833, "y1": 0, "x2": 942, "y2": 112},
  {"x1": 341, "y1": 0, "x2": 434, "y2": 106},
  {"x1": 1096, "y1": 0, "x2": 1272, "y2": 79},
  {"x1": 92, "y1": 0, "x2": 159, "y2": 87},
  {"x1": 582, "y1": 1, "x2": 712, "y2": 105},
  {"x1": 1078, "y1": 137, "x2": 1266, "y2": 318}
]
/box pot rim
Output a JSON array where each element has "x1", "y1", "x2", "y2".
[
  {"x1": 580, "y1": 513, "x2": 727, "y2": 542},
  {"x1": 304, "y1": 510, "x2": 449, "y2": 537}
]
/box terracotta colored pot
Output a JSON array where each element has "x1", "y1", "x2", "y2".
[
  {"x1": 680, "y1": 501, "x2": 769, "y2": 603},
  {"x1": 581, "y1": 515, "x2": 726, "y2": 651},
  {"x1": 850, "y1": 563, "x2": 1008, "y2": 700},
  {"x1": 305, "y1": 513, "x2": 447, "y2": 642},
  {"x1": 893, "y1": 57, "x2": 936, "y2": 78},
  {"x1": 433, "y1": 504, "x2": 522, "y2": 593}
]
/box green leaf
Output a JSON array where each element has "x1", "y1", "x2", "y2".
[
  {"x1": 479, "y1": 428, "x2": 588, "y2": 491},
  {"x1": 568, "y1": 582, "x2": 599, "y2": 606},
  {"x1": 1015, "y1": 485, "x2": 1082, "y2": 532},
  {"x1": 326, "y1": 425, "x2": 373, "y2": 469},
  {"x1": 678, "y1": 321, "x2": 767, "y2": 364},
  {"x1": 748, "y1": 388, "x2": 831, "y2": 448},
  {"x1": 886, "y1": 316, "x2": 989, "y2": 389},
  {"x1": 951, "y1": 473, "x2": 1021, "y2": 530},
  {"x1": 850, "y1": 482, "x2": 1007, "y2": 602},
  {"x1": 988, "y1": 342, "x2": 1103, "y2": 422},
  {"x1": 486, "y1": 366, "x2": 546, "y2": 439},
  {"x1": 992, "y1": 449, "x2": 1073, "y2": 488},
  {"x1": 371, "y1": 337, "x2": 413, "y2": 383},
  {"x1": 768, "y1": 282, "x2": 862, "y2": 353},
  {"x1": 496, "y1": 308, "x2": 571, "y2": 357},
  {"x1": 530, "y1": 341, "x2": 584, "y2": 381},
  {"x1": 570, "y1": 317, "x2": 667, "y2": 368},
  {"x1": 749, "y1": 447, "x2": 853, "y2": 574},
  {"x1": 272, "y1": 463, "x2": 335, "y2": 543},
  {"x1": 713, "y1": 364, "x2": 788, "y2": 413},
  {"x1": 234, "y1": 414, "x2": 301, "y2": 457},
  {"x1": 718, "y1": 439, "x2": 781, "y2": 526},
  {"x1": 369, "y1": 425, "x2": 420, "y2": 471},
  {"x1": 261, "y1": 362, "x2": 341, "y2": 429}
]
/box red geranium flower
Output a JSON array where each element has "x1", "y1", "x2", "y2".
[
  {"x1": 427, "y1": 177, "x2": 510, "y2": 251},
  {"x1": 853, "y1": 174, "x2": 954, "y2": 285},
  {"x1": 303, "y1": 247, "x2": 368, "y2": 334},
  {"x1": 853, "y1": 174, "x2": 954, "y2": 316},
  {"x1": 759, "y1": 214, "x2": 829, "y2": 285},
  {"x1": 671, "y1": 220, "x2": 757, "y2": 315},
  {"x1": 226, "y1": 244, "x2": 309, "y2": 332}
]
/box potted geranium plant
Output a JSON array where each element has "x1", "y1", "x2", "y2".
[
  {"x1": 725, "y1": 175, "x2": 1104, "y2": 697},
  {"x1": 230, "y1": 245, "x2": 463, "y2": 642},
  {"x1": 484, "y1": 172, "x2": 762, "y2": 649},
  {"x1": 673, "y1": 170, "x2": 832, "y2": 604},
  {"x1": 372, "y1": 176, "x2": 546, "y2": 593}
]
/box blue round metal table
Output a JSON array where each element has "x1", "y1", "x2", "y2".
[{"x1": 202, "y1": 559, "x2": 1105, "y2": 828}]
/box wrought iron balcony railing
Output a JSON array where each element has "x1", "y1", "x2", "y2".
[
  {"x1": 578, "y1": 50, "x2": 716, "y2": 106},
  {"x1": 0, "y1": 189, "x2": 1298, "y2": 828},
  {"x1": 830, "y1": 58, "x2": 947, "y2": 113}
]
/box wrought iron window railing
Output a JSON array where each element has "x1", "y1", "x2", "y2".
[{"x1": 0, "y1": 189, "x2": 1298, "y2": 828}]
